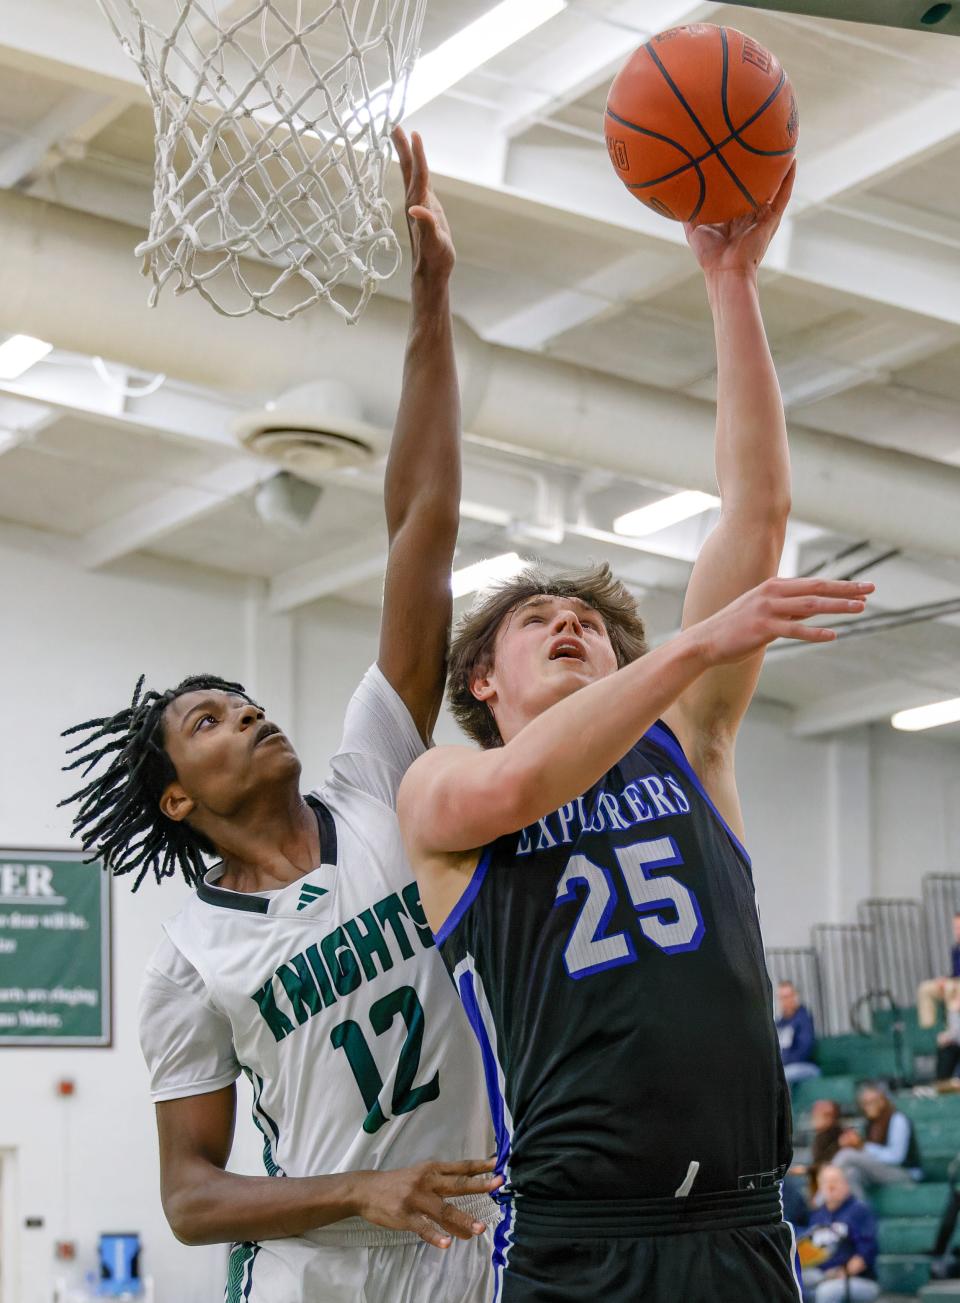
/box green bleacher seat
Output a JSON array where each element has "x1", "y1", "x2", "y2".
[
  {"x1": 877, "y1": 1253, "x2": 933, "y2": 1294},
  {"x1": 793, "y1": 1073, "x2": 859, "y2": 1113},
  {"x1": 815, "y1": 1034, "x2": 900, "y2": 1080},
  {"x1": 917, "y1": 1122, "x2": 960, "y2": 1155},
  {"x1": 896, "y1": 1093, "x2": 960, "y2": 1123},
  {"x1": 816, "y1": 1035, "x2": 866, "y2": 1074},
  {"x1": 922, "y1": 1152, "x2": 960, "y2": 1183},
  {"x1": 878, "y1": 1216, "x2": 940, "y2": 1255},
  {"x1": 873, "y1": 1183, "x2": 951, "y2": 1218},
  {"x1": 873, "y1": 1005, "x2": 943, "y2": 1055}
]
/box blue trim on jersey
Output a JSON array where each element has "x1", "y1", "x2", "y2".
[
  {"x1": 433, "y1": 845, "x2": 495, "y2": 947},
  {"x1": 645, "y1": 722, "x2": 752, "y2": 868},
  {"x1": 491, "y1": 1194, "x2": 515, "y2": 1302},
  {"x1": 457, "y1": 967, "x2": 511, "y2": 1179}
]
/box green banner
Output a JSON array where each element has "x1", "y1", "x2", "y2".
[{"x1": 0, "y1": 850, "x2": 110, "y2": 1045}]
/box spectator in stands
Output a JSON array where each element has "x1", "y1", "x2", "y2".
[
  {"x1": 801, "y1": 1165, "x2": 880, "y2": 1303},
  {"x1": 809, "y1": 1098, "x2": 845, "y2": 1196},
  {"x1": 777, "y1": 980, "x2": 821, "y2": 1087},
  {"x1": 918, "y1": 912, "x2": 960, "y2": 1029},
  {"x1": 789, "y1": 1098, "x2": 844, "y2": 1198},
  {"x1": 935, "y1": 1008, "x2": 960, "y2": 1086},
  {"x1": 833, "y1": 1083, "x2": 922, "y2": 1200}
]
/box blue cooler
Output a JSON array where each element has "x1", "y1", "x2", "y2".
[{"x1": 97, "y1": 1233, "x2": 141, "y2": 1297}]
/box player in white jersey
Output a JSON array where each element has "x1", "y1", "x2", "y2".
[{"x1": 59, "y1": 131, "x2": 499, "y2": 1303}]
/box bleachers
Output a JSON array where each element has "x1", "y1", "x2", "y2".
[
  {"x1": 769, "y1": 874, "x2": 960, "y2": 1299},
  {"x1": 793, "y1": 1079, "x2": 960, "y2": 1297}
]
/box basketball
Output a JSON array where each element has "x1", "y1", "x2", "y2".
[{"x1": 605, "y1": 23, "x2": 798, "y2": 226}]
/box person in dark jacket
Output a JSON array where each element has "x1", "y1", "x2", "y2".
[
  {"x1": 801, "y1": 1165, "x2": 880, "y2": 1302},
  {"x1": 777, "y1": 981, "x2": 821, "y2": 1086}
]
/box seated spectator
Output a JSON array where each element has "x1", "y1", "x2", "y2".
[
  {"x1": 936, "y1": 1009, "x2": 960, "y2": 1087},
  {"x1": 918, "y1": 912, "x2": 960, "y2": 1029},
  {"x1": 788, "y1": 1098, "x2": 845, "y2": 1214},
  {"x1": 777, "y1": 980, "x2": 821, "y2": 1087},
  {"x1": 800, "y1": 1098, "x2": 845, "y2": 1199},
  {"x1": 800, "y1": 1165, "x2": 880, "y2": 1303},
  {"x1": 833, "y1": 1083, "x2": 922, "y2": 1200}
]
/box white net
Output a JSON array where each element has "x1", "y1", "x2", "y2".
[{"x1": 98, "y1": 1, "x2": 428, "y2": 322}]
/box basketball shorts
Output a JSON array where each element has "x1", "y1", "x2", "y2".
[
  {"x1": 493, "y1": 1185, "x2": 803, "y2": 1303},
  {"x1": 224, "y1": 1214, "x2": 495, "y2": 1303}
]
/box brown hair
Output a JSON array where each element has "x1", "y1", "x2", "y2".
[{"x1": 447, "y1": 561, "x2": 647, "y2": 750}]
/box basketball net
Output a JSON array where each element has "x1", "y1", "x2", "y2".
[{"x1": 97, "y1": 1, "x2": 428, "y2": 322}]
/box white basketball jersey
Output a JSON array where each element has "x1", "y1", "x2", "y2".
[{"x1": 138, "y1": 667, "x2": 493, "y2": 1262}]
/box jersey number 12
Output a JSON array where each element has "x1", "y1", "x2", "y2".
[{"x1": 331, "y1": 985, "x2": 440, "y2": 1133}]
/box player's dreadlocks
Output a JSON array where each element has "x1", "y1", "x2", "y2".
[{"x1": 60, "y1": 673, "x2": 258, "y2": 892}]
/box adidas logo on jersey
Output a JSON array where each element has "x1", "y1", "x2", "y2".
[{"x1": 296, "y1": 883, "x2": 329, "y2": 912}]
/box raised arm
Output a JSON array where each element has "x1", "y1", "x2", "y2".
[
  {"x1": 401, "y1": 575, "x2": 872, "y2": 909},
  {"x1": 156, "y1": 1088, "x2": 499, "y2": 1249},
  {"x1": 378, "y1": 129, "x2": 460, "y2": 742},
  {"x1": 663, "y1": 165, "x2": 796, "y2": 823}
]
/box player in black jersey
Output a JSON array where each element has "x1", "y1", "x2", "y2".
[{"x1": 399, "y1": 164, "x2": 875, "y2": 1303}]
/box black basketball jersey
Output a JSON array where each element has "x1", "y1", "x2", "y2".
[{"x1": 436, "y1": 720, "x2": 791, "y2": 1202}]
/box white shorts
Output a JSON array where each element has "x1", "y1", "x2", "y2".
[{"x1": 226, "y1": 1226, "x2": 495, "y2": 1303}]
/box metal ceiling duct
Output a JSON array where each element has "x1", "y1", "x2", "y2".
[{"x1": 1, "y1": 189, "x2": 959, "y2": 559}]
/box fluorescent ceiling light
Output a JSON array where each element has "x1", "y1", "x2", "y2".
[
  {"x1": 614, "y1": 490, "x2": 720, "y2": 538},
  {"x1": 452, "y1": 551, "x2": 525, "y2": 599},
  {"x1": 0, "y1": 334, "x2": 52, "y2": 380},
  {"x1": 891, "y1": 698, "x2": 960, "y2": 732},
  {"x1": 404, "y1": 0, "x2": 567, "y2": 116}
]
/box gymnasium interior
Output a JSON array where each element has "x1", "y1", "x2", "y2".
[{"x1": 0, "y1": 0, "x2": 958, "y2": 1300}]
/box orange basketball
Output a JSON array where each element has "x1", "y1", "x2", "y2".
[{"x1": 605, "y1": 24, "x2": 798, "y2": 226}]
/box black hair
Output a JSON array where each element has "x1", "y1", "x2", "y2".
[{"x1": 60, "y1": 673, "x2": 257, "y2": 892}]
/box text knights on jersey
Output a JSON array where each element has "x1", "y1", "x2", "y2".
[
  {"x1": 251, "y1": 883, "x2": 434, "y2": 1044},
  {"x1": 516, "y1": 771, "x2": 692, "y2": 856}
]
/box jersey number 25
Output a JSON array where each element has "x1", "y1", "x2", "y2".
[{"x1": 553, "y1": 835, "x2": 705, "y2": 978}]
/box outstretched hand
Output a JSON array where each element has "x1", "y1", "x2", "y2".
[
  {"x1": 693, "y1": 575, "x2": 874, "y2": 668},
  {"x1": 684, "y1": 159, "x2": 796, "y2": 275},
  {"x1": 392, "y1": 127, "x2": 455, "y2": 283}
]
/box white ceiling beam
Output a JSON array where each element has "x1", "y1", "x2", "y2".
[
  {"x1": 0, "y1": 366, "x2": 244, "y2": 453},
  {"x1": 790, "y1": 678, "x2": 960, "y2": 738},
  {"x1": 773, "y1": 207, "x2": 960, "y2": 329},
  {"x1": 0, "y1": 91, "x2": 126, "y2": 189},
  {"x1": 78, "y1": 458, "x2": 270, "y2": 569},
  {"x1": 777, "y1": 317, "x2": 956, "y2": 409},
  {"x1": 796, "y1": 88, "x2": 960, "y2": 211},
  {"x1": 482, "y1": 247, "x2": 694, "y2": 349},
  {"x1": 498, "y1": 0, "x2": 717, "y2": 138},
  {"x1": 269, "y1": 538, "x2": 388, "y2": 612}
]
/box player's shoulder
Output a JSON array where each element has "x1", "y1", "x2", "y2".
[
  {"x1": 398, "y1": 742, "x2": 468, "y2": 795},
  {"x1": 142, "y1": 927, "x2": 205, "y2": 997}
]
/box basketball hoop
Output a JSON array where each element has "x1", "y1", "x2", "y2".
[{"x1": 97, "y1": 1, "x2": 428, "y2": 323}]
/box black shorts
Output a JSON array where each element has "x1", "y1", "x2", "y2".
[{"x1": 493, "y1": 1186, "x2": 802, "y2": 1303}]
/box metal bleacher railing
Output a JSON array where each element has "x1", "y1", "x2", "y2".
[
  {"x1": 766, "y1": 875, "x2": 960, "y2": 1039},
  {"x1": 923, "y1": 873, "x2": 960, "y2": 975},
  {"x1": 811, "y1": 923, "x2": 879, "y2": 1036},
  {"x1": 858, "y1": 898, "x2": 931, "y2": 1011}
]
